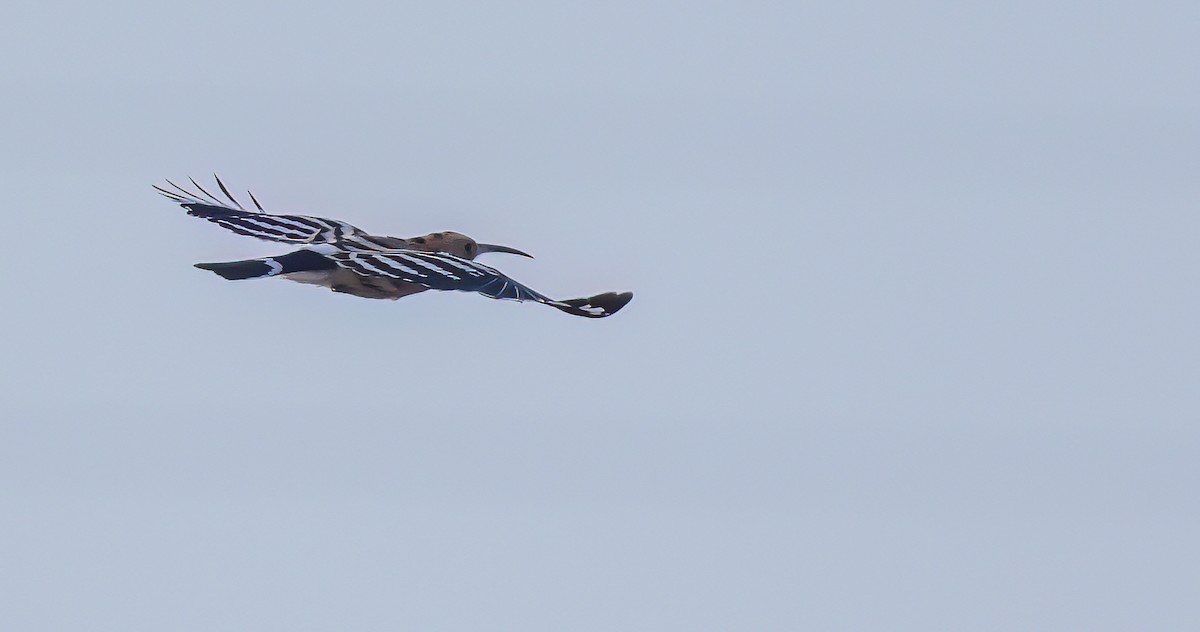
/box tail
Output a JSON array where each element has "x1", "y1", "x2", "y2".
[
  {"x1": 548, "y1": 291, "x2": 634, "y2": 318},
  {"x1": 194, "y1": 249, "x2": 336, "y2": 280},
  {"x1": 194, "y1": 259, "x2": 282, "y2": 280}
]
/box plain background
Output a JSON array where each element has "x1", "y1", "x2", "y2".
[{"x1": 2, "y1": 1, "x2": 1197, "y2": 629}]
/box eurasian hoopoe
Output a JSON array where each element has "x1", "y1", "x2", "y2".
[{"x1": 157, "y1": 176, "x2": 633, "y2": 318}]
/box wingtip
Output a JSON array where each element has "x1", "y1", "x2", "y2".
[
  {"x1": 554, "y1": 290, "x2": 634, "y2": 318},
  {"x1": 601, "y1": 291, "x2": 634, "y2": 314}
]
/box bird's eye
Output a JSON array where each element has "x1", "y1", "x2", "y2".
[
  {"x1": 465, "y1": 243, "x2": 475, "y2": 252},
  {"x1": 412, "y1": 237, "x2": 426, "y2": 244}
]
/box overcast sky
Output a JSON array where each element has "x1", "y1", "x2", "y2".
[{"x1": 2, "y1": 1, "x2": 1197, "y2": 630}]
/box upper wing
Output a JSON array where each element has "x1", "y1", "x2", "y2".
[
  {"x1": 329, "y1": 249, "x2": 633, "y2": 318},
  {"x1": 156, "y1": 176, "x2": 373, "y2": 245}
]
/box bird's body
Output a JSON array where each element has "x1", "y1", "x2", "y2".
[
  {"x1": 157, "y1": 177, "x2": 632, "y2": 318},
  {"x1": 283, "y1": 267, "x2": 422, "y2": 300}
]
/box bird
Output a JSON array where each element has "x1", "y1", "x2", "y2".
[{"x1": 156, "y1": 176, "x2": 633, "y2": 318}]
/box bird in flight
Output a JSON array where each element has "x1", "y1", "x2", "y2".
[{"x1": 156, "y1": 176, "x2": 633, "y2": 318}]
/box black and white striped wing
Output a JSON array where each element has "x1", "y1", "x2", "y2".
[
  {"x1": 332, "y1": 250, "x2": 550, "y2": 300},
  {"x1": 329, "y1": 250, "x2": 632, "y2": 318},
  {"x1": 156, "y1": 177, "x2": 372, "y2": 246},
  {"x1": 186, "y1": 204, "x2": 367, "y2": 244}
]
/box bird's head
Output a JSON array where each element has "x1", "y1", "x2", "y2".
[{"x1": 404, "y1": 231, "x2": 533, "y2": 260}]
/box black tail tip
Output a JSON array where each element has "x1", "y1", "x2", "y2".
[
  {"x1": 555, "y1": 291, "x2": 634, "y2": 318},
  {"x1": 194, "y1": 260, "x2": 272, "y2": 281}
]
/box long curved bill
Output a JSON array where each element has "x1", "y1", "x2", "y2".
[{"x1": 477, "y1": 243, "x2": 534, "y2": 258}]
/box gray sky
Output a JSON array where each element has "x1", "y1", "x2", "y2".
[{"x1": 2, "y1": 1, "x2": 1197, "y2": 629}]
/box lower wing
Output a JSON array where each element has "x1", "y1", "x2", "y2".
[{"x1": 330, "y1": 249, "x2": 632, "y2": 318}]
